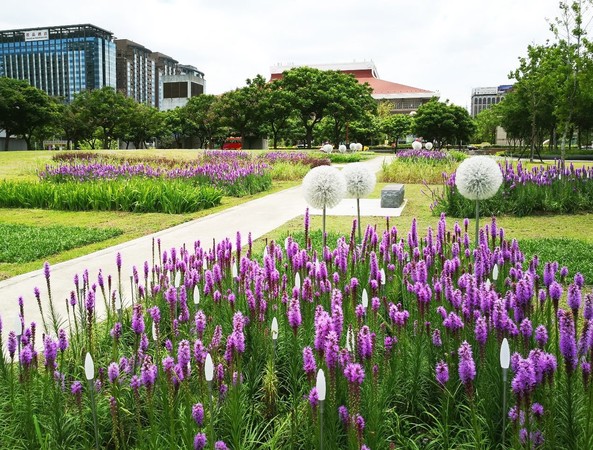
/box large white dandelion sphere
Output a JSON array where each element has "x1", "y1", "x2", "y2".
[
  {"x1": 338, "y1": 144, "x2": 347, "y2": 153},
  {"x1": 412, "y1": 141, "x2": 422, "y2": 151},
  {"x1": 455, "y1": 156, "x2": 503, "y2": 200},
  {"x1": 302, "y1": 166, "x2": 347, "y2": 209},
  {"x1": 322, "y1": 144, "x2": 333, "y2": 153},
  {"x1": 342, "y1": 163, "x2": 376, "y2": 198},
  {"x1": 425, "y1": 142, "x2": 433, "y2": 150},
  {"x1": 349, "y1": 143, "x2": 357, "y2": 152},
  {"x1": 355, "y1": 143, "x2": 363, "y2": 152}
]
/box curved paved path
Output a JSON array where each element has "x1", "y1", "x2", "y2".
[{"x1": 0, "y1": 155, "x2": 393, "y2": 335}]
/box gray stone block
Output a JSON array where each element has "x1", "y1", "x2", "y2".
[{"x1": 381, "y1": 184, "x2": 405, "y2": 208}]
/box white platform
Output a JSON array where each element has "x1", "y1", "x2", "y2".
[{"x1": 308, "y1": 198, "x2": 407, "y2": 217}]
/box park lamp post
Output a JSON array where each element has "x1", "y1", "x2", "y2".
[
  {"x1": 271, "y1": 317, "x2": 279, "y2": 354},
  {"x1": 500, "y1": 338, "x2": 510, "y2": 445},
  {"x1": 85, "y1": 352, "x2": 100, "y2": 450},
  {"x1": 204, "y1": 352, "x2": 215, "y2": 445},
  {"x1": 316, "y1": 369, "x2": 326, "y2": 450}
]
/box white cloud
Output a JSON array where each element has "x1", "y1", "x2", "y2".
[{"x1": 0, "y1": 0, "x2": 566, "y2": 107}]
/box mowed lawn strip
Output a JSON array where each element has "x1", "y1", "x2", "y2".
[{"x1": 0, "y1": 223, "x2": 122, "y2": 263}]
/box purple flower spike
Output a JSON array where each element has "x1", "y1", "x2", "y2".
[
  {"x1": 308, "y1": 387, "x2": 319, "y2": 409},
  {"x1": 558, "y1": 310, "x2": 578, "y2": 374},
  {"x1": 343, "y1": 362, "x2": 365, "y2": 385},
  {"x1": 192, "y1": 403, "x2": 204, "y2": 427},
  {"x1": 457, "y1": 341, "x2": 476, "y2": 396},
  {"x1": 214, "y1": 441, "x2": 228, "y2": 450},
  {"x1": 194, "y1": 432, "x2": 207, "y2": 450},
  {"x1": 435, "y1": 360, "x2": 449, "y2": 386}
]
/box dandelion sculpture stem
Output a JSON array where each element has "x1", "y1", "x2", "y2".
[
  {"x1": 342, "y1": 164, "x2": 376, "y2": 245},
  {"x1": 454, "y1": 156, "x2": 502, "y2": 247},
  {"x1": 85, "y1": 353, "x2": 100, "y2": 450},
  {"x1": 500, "y1": 338, "x2": 510, "y2": 447}
]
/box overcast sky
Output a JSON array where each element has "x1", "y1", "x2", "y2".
[{"x1": 2, "y1": 0, "x2": 566, "y2": 109}]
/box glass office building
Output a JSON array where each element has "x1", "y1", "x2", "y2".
[{"x1": 0, "y1": 24, "x2": 116, "y2": 102}]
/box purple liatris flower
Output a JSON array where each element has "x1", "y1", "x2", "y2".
[
  {"x1": 432, "y1": 329, "x2": 442, "y2": 347},
  {"x1": 287, "y1": 297, "x2": 302, "y2": 333},
  {"x1": 108, "y1": 362, "x2": 120, "y2": 384},
  {"x1": 192, "y1": 403, "x2": 204, "y2": 426},
  {"x1": 214, "y1": 441, "x2": 228, "y2": 450},
  {"x1": 131, "y1": 304, "x2": 145, "y2": 335},
  {"x1": 8, "y1": 331, "x2": 17, "y2": 360},
  {"x1": 302, "y1": 346, "x2": 316, "y2": 380},
  {"x1": 308, "y1": 387, "x2": 319, "y2": 410},
  {"x1": 148, "y1": 306, "x2": 161, "y2": 323},
  {"x1": 343, "y1": 362, "x2": 365, "y2": 385},
  {"x1": 436, "y1": 360, "x2": 449, "y2": 386},
  {"x1": 58, "y1": 328, "x2": 68, "y2": 352},
  {"x1": 511, "y1": 356, "x2": 536, "y2": 403},
  {"x1": 194, "y1": 432, "x2": 207, "y2": 450},
  {"x1": 558, "y1": 309, "x2": 578, "y2": 374},
  {"x1": 535, "y1": 325, "x2": 548, "y2": 348},
  {"x1": 474, "y1": 316, "x2": 488, "y2": 348},
  {"x1": 457, "y1": 341, "x2": 476, "y2": 395},
  {"x1": 338, "y1": 405, "x2": 349, "y2": 426},
  {"x1": 357, "y1": 326, "x2": 374, "y2": 361},
  {"x1": 43, "y1": 335, "x2": 58, "y2": 369}
]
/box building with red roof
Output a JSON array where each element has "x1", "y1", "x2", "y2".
[{"x1": 270, "y1": 60, "x2": 438, "y2": 114}]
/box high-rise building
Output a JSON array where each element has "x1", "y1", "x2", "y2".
[
  {"x1": 152, "y1": 52, "x2": 178, "y2": 109},
  {"x1": 115, "y1": 39, "x2": 156, "y2": 107},
  {"x1": 470, "y1": 85, "x2": 513, "y2": 117},
  {"x1": 0, "y1": 24, "x2": 116, "y2": 103}
]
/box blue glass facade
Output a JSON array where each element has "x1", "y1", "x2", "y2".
[{"x1": 0, "y1": 24, "x2": 116, "y2": 102}]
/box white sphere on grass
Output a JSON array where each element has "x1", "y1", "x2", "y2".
[
  {"x1": 455, "y1": 156, "x2": 503, "y2": 200},
  {"x1": 302, "y1": 165, "x2": 347, "y2": 209},
  {"x1": 425, "y1": 142, "x2": 433, "y2": 150},
  {"x1": 339, "y1": 144, "x2": 347, "y2": 153},
  {"x1": 349, "y1": 143, "x2": 356, "y2": 152},
  {"x1": 342, "y1": 163, "x2": 376, "y2": 198},
  {"x1": 412, "y1": 141, "x2": 422, "y2": 151},
  {"x1": 322, "y1": 144, "x2": 333, "y2": 153},
  {"x1": 355, "y1": 143, "x2": 363, "y2": 151}
]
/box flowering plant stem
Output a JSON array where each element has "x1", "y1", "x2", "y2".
[
  {"x1": 475, "y1": 200, "x2": 480, "y2": 248},
  {"x1": 323, "y1": 206, "x2": 327, "y2": 249},
  {"x1": 319, "y1": 399, "x2": 324, "y2": 450},
  {"x1": 357, "y1": 198, "x2": 362, "y2": 245}
]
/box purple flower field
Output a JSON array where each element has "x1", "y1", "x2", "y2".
[{"x1": 2, "y1": 213, "x2": 591, "y2": 448}]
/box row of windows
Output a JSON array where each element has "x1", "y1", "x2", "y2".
[{"x1": 472, "y1": 96, "x2": 502, "y2": 105}]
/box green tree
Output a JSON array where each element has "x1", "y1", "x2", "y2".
[
  {"x1": 550, "y1": 0, "x2": 593, "y2": 164},
  {"x1": 323, "y1": 71, "x2": 376, "y2": 146},
  {"x1": 118, "y1": 100, "x2": 163, "y2": 149},
  {"x1": 474, "y1": 104, "x2": 502, "y2": 144},
  {"x1": 0, "y1": 78, "x2": 56, "y2": 150},
  {"x1": 184, "y1": 95, "x2": 225, "y2": 149},
  {"x1": 259, "y1": 80, "x2": 296, "y2": 149},
  {"x1": 280, "y1": 67, "x2": 334, "y2": 148},
  {"x1": 510, "y1": 44, "x2": 560, "y2": 161},
  {"x1": 381, "y1": 114, "x2": 412, "y2": 150},
  {"x1": 216, "y1": 75, "x2": 267, "y2": 149},
  {"x1": 72, "y1": 87, "x2": 130, "y2": 149}
]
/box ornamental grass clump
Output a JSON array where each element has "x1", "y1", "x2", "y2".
[
  {"x1": 4, "y1": 215, "x2": 593, "y2": 448},
  {"x1": 342, "y1": 163, "x2": 376, "y2": 244}
]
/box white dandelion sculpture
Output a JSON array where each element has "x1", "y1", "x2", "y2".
[
  {"x1": 302, "y1": 166, "x2": 346, "y2": 248},
  {"x1": 342, "y1": 163, "x2": 376, "y2": 243},
  {"x1": 412, "y1": 140, "x2": 422, "y2": 151},
  {"x1": 455, "y1": 156, "x2": 503, "y2": 246},
  {"x1": 338, "y1": 144, "x2": 347, "y2": 153}
]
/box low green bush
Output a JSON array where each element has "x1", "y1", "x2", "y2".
[
  {"x1": 0, "y1": 223, "x2": 122, "y2": 263},
  {"x1": 0, "y1": 179, "x2": 223, "y2": 214}
]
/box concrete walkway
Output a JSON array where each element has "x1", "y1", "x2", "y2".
[{"x1": 0, "y1": 154, "x2": 394, "y2": 334}]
